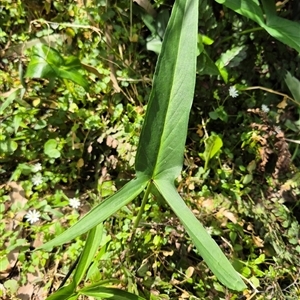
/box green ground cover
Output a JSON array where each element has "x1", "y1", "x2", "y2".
[{"x1": 1, "y1": 0, "x2": 300, "y2": 299}]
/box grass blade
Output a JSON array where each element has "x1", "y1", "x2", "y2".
[
  {"x1": 217, "y1": 0, "x2": 300, "y2": 53},
  {"x1": 73, "y1": 223, "x2": 103, "y2": 287},
  {"x1": 45, "y1": 284, "x2": 75, "y2": 300},
  {"x1": 261, "y1": 0, "x2": 300, "y2": 53},
  {"x1": 79, "y1": 286, "x2": 146, "y2": 299},
  {"x1": 155, "y1": 179, "x2": 247, "y2": 291},
  {"x1": 39, "y1": 175, "x2": 148, "y2": 250}
]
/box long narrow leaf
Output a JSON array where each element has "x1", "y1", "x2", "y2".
[
  {"x1": 135, "y1": 0, "x2": 198, "y2": 181},
  {"x1": 45, "y1": 284, "x2": 75, "y2": 300},
  {"x1": 0, "y1": 87, "x2": 28, "y2": 115},
  {"x1": 79, "y1": 286, "x2": 146, "y2": 300},
  {"x1": 217, "y1": 0, "x2": 300, "y2": 53},
  {"x1": 261, "y1": 0, "x2": 300, "y2": 53},
  {"x1": 155, "y1": 179, "x2": 247, "y2": 291},
  {"x1": 39, "y1": 175, "x2": 148, "y2": 250},
  {"x1": 0, "y1": 88, "x2": 21, "y2": 115},
  {"x1": 284, "y1": 71, "x2": 300, "y2": 103},
  {"x1": 73, "y1": 223, "x2": 103, "y2": 287},
  {"x1": 215, "y1": 0, "x2": 265, "y2": 26}
]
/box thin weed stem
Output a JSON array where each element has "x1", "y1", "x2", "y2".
[
  {"x1": 129, "y1": 181, "x2": 152, "y2": 247},
  {"x1": 243, "y1": 86, "x2": 298, "y2": 106}
]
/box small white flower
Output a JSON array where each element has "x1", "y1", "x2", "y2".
[
  {"x1": 69, "y1": 198, "x2": 80, "y2": 209},
  {"x1": 32, "y1": 173, "x2": 43, "y2": 186},
  {"x1": 229, "y1": 86, "x2": 239, "y2": 98},
  {"x1": 205, "y1": 226, "x2": 213, "y2": 235},
  {"x1": 32, "y1": 163, "x2": 42, "y2": 172},
  {"x1": 274, "y1": 126, "x2": 281, "y2": 134},
  {"x1": 261, "y1": 104, "x2": 270, "y2": 113},
  {"x1": 25, "y1": 210, "x2": 41, "y2": 224}
]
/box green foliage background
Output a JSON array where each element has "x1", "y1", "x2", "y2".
[{"x1": 1, "y1": 0, "x2": 300, "y2": 299}]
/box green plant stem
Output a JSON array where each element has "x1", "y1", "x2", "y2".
[
  {"x1": 243, "y1": 86, "x2": 298, "y2": 106},
  {"x1": 130, "y1": 0, "x2": 132, "y2": 39},
  {"x1": 239, "y1": 27, "x2": 264, "y2": 35},
  {"x1": 204, "y1": 158, "x2": 209, "y2": 172},
  {"x1": 218, "y1": 27, "x2": 263, "y2": 45},
  {"x1": 132, "y1": 181, "x2": 152, "y2": 231},
  {"x1": 127, "y1": 182, "x2": 152, "y2": 255}
]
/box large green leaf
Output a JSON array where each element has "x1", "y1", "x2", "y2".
[
  {"x1": 260, "y1": 0, "x2": 300, "y2": 53},
  {"x1": 25, "y1": 44, "x2": 89, "y2": 91},
  {"x1": 39, "y1": 176, "x2": 148, "y2": 250},
  {"x1": 40, "y1": 0, "x2": 246, "y2": 292},
  {"x1": 135, "y1": 0, "x2": 198, "y2": 181},
  {"x1": 215, "y1": 0, "x2": 264, "y2": 26},
  {"x1": 216, "y1": 0, "x2": 300, "y2": 53},
  {"x1": 26, "y1": 44, "x2": 63, "y2": 78},
  {"x1": 155, "y1": 179, "x2": 247, "y2": 291},
  {"x1": 135, "y1": 0, "x2": 246, "y2": 291}
]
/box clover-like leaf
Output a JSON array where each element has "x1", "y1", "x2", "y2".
[{"x1": 44, "y1": 139, "x2": 61, "y2": 158}]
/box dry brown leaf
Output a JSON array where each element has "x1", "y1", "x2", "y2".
[
  {"x1": 17, "y1": 269, "x2": 45, "y2": 300},
  {"x1": 201, "y1": 198, "x2": 215, "y2": 211},
  {"x1": 221, "y1": 209, "x2": 238, "y2": 224},
  {"x1": 9, "y1": 181, "x2": 27, "y2": 208},
  {"x1": 17, "y1": 283, "x2": 33, "y2": 300},
  {"x1": 0, "y1": 248, "x2": 19, "y2": 279},
  {"x1": 32, "y1": 232, "x2": 45, "y2": 249},
  {"x1": 277, "y1": 97, "x2": 288, "y2": 109},
  {"x1": 162, "y1": 250, "x2": 174, "y2": 257},
  {"x1": 185, "y1": 266, "x2": 194, "y2": 279},
  {"x1": 106, "y1": 135, "x2": 118, "y2": 148},
  {"x1": 252, "y1": 235, "x2": 264, "y2": 248},
  {"x1": 179, "y1": 291, "x2": 190, "y2": 299},
  {"x1": 105, "y1": 25, "x2": 121, "y2": 93},
  {"x1": 76, "y1": 158, "x2": 84, "y2": 169},
  {"x1": 196, "y1": 124, "x2": 204, "y2": 137},
  {"x1": 81, "y1": 62, "x2": 104, "y2": 79},
  {"x1": 281, "y1": 181, "x2": 292, "y2": 191},
  {"x1": 188, "y1": 182, "x2": 195, "y2": 190},
  {"x1": 0, "y1": 182, "x2": 28, "y2": 279}
]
